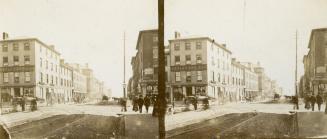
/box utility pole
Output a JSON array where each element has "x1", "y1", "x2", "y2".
[
  {"x1": 123, "y1": 32, "x2": 126, "y2": 98},
  {"x1": 158, "y1": 0, "x2": 166, "y2": 138},
  {"x1": 295, "y1": 30, "x2": 299, "y2": 110}
]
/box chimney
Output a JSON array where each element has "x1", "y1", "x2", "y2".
[
  {"x1": 174, "y1": 31, "x2": 181, "y2": 39},
  {"x1": 2, "y1": 32, "x2": 9, "y2": 40},
  {"x1": 222, "y1": 44, "x2": 226, "y2": 48}
]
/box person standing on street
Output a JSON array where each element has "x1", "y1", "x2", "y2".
[
  {"x1": 310, "y1": 94, "x2": 316, "y2": 111},
  {"x1": 120, "y1": 98, "x2": 127, "y2": 112},
  {"x1": 304, "y1": 94, "x2": 311, "y2": 110},
  {"x1": 138, "y1": 95, "x2": 144, "y2": 113},
  {"x1": 192, "y1": 97, "x2": 198, "y2": 110},
  {"x1": 144, "y1": 96, "x2": 151, "y2": 113},
  {"x1": 21, "y1": 96, "x2": 26, "y2": 111},
  {"x1": 132, "y1": 96, "x2": 138, "y2": 112},
  {"x1": 316, "y1": 94, "x2": 323, "y2": 111}
]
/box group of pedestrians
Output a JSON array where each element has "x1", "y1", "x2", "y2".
[
  {"x1": 132, "y1": 95, "x2": 151, "y2": 113},
  {"x1": 304, "y1": 94, "x2": 324, "y2": 111}
]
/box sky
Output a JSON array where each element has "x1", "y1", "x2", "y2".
[{"x1": 1, "y1": 0, "x2": 327, "y2": 96}]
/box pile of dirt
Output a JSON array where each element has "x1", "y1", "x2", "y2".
[
  {"x1": 9, "y1": 114, "x2": 122, "y2": 139},
  {"x1": 218, "y1": 113, "x2": 295, "y2": 139}
]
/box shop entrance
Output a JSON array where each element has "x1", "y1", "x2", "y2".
[{"x1": 186, "y1": 87, "x2": 192, "y2": 96}]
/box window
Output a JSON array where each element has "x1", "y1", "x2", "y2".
[
  {"x1": 13, "y1": 56, "x2": 19, "y2": 65},
  {"x1": 175, "y1": 56, "x2": 180, "y2": 65},
  {"x1": 175, "y1": 72, "x2": 181, "y2": 82},
  {"x1": 153, "y1": 46, "x2": 158, "y2": 58},
  {"x1": 3, "y1": 73, "x2": 9, "y2": 83},
  {"x1": 51, "y1": 75, "x2": 53, "y2": 84},
  {"x1": 56, "y1": 77, "x2": 58, "y2": 85},
  {"x1": 2, "y1": 44, "x2": 8, "y2": 52},
  {"x1": 46, "y1": 60, "x2": 48, "y2": 69},
  {"x1": 186, "y1": 71, "x2": 191, "y2": 82},
  {"x1": 51, "y1": 63, "x2": 53, "y2": 71},
  {"x1": 196, "y1": 55, "x2": 202, "y2": 64},
  {"x1": 25, "y1": 72, "x2": 31, "y2": 82},
  {"x1": 211, "y1": 57, "x2": 215, "y2": 66},
  {"x1": 174, "y1": 43, "x2": 180, "y2": 51},
  {"x1": 186, "y1": 55, "x2": 191, "y2": 64},
  {"x1": 13, "y1": 43, "x2": 19, "y2": 51},
  {"x1": 153, "y1": 35, "x2": 158, "y2": 42},
  {"x1": 185, "y1": 42, "x2": 191, "y2": 50},
  {"x1": 24, "y1": 42, "x2": 30, "y2": 50},
  {"x1": 3, "y1": 57, "x2": 8, "y2": 66},
  {"x1": 196, "y1": 41, "x2": 202, "y2": 49},
  {"x1": 40, "y1": 72, "x2": 43, "y2": 83},
  {"x1": 46, "y1": 74, "x2": 49, "y2": 83},
  {"x1": 212, "y1": 71, "x2": 215, "y2": 81},
  {"x1": 24, "y1": 56, "x2": 30, "y2": 65},
  {"x1": 40, "y1": 58, "x2": 42, "y2": 67},
  {"x1": 14, "y1": 72, "x2": 19, "y2": 83},
  {"x1": 165, "y1": 56, "x2": 168, "y2": 66},
  {"x1": 197, "y1": 71, "x2": 202, "y2": 81},
  {"x1": 218, "y1": 73, "x2": 221, "y2": 82}
]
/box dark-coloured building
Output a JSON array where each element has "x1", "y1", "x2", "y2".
[{"x1": 302, "y1": 28, "x2": 327, "y2": 96}]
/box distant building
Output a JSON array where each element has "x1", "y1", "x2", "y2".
[
  {"x1": 240, "y1": 62, "x2": 259, "y2": 100},
  {"x1": 302, "y1": 28, "x2": 327, "y2": 96},
  {"x1": 69, "y1": 63, "x2": 87, "y2": 101}
]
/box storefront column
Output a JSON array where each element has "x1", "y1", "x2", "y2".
[
  {"x1": 192, "y1": 86, "x2": 195, "y2": 95},
  {"x1": 20, "y1": 88, "x2": 23, "y2": 96},
  {"x1": 182, "y1": 86, "x2": 186, "y2": 96}
]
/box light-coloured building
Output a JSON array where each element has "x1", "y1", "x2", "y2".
[
  {"x1": 58, "y1": 59, "x2": 73, "y2": 103},
  {"x1": 241, "y1": 62, "x2": 259, "y2": 100},
  {"x1": 169, "y1": 33, "x2": 233, "y2": 103},
  {"x1": 0, "y1": 34, "x2": 63, "y2": 104},
  {"x1": 69, "y1": 63, "x2": 87, "y2": 102},
  {"x1": 231, "y1": 58, "x2": 245, "y2": 102}
]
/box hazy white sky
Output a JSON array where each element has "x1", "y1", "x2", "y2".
[{"x1": 1, "y1": 0, "x2": 327, "y2": 96}]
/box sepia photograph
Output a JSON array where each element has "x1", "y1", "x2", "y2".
[{"x1": 1, "y1": 0, "x2": 327, "y2": 138}]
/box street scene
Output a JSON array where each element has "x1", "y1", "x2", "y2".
[{"x1": 1, "y1": 0, "x2": 327, "y2": 139}]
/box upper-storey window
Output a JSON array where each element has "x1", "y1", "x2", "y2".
[
  {"x1": 2, "y1": 44, "x2": 8, "y2": 52},
  {"x1": 174, "y1": 43, "x2": 180, "y2": 51},
  {"x1": 24, "y1": 42, "x2": 30, "y2": 50},
  {"x1": 196, "y1": 41, "x2": 202, "y2": 50},
  {"x1": 185, "y1": 42, "x2": 191, "y2": 50},
  {"x1": 13, "y1": 43, "x2": 19, "y2": 51}
]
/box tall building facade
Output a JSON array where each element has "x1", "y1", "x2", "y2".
[
  {"x1": 302, "y1": 28, "x2": 327, "y2": 96},
  {"x1": 0, "y1": 34, "x2": 107, "y2": 103},
  {"x1": 169, "y1": 35, "x2": 233, "y2": 103},
  {"x1": 0, "y1": 36, "x2": 63, "y2": 103}
]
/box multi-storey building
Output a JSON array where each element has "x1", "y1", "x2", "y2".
[
  {"x1": 231, "y1": 58, "x2": 245, "y2": 102},
  {"x1": 169, "y1": 34, "x2": 233, "y2": 103},
  {"x1": 69, "y1": 63, "x2": 87, "y2": 101},
  {"x1": 241, "y1": 62, "x2": 259, "y2": 100},
  {"x1": 302, "y1": 28, "x2": 327, "y2": 96},
  {"x1": 58, "y1": 59, "x2": 73, "y2": 103},
  {"x1": 0, "y1": 35, "x2": 62, "y2": 104}
]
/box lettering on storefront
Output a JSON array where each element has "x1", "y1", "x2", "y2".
[
  {"x1": 0, "y1": 66, "x2": 34, "y2": 72},
  {"x1": 171, "y1": 64, "x2": 207, "y2": 72}
]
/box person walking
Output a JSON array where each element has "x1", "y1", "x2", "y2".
[
  {"x1": 120, "y1": 98, "x2": 127, "y2": 112},
  {"x1": 316, "y1": 94, "x2": 323, "y2": 111},
  {"x1": 292, "y1": 96, "x2": 299, "y2": 110},
  {"x1": 138, "y1": 96, "x2": 144, "y2": 113},
  {"x1": 304, "y1": 94, "x2": 311, "y2": 110},
  {"x1": 192, "y1": 97, "x2": 198, "y2": 110},
  {"x1": 310, "y1": 95, "x2": 316, "y2": 111},
  {"x1": 132, "y1": 96, "x2": 138, "y2": 112},
  {"x1": 21, "y1": 96, "x2": 26, "y2": 111},
  {"x1": 144, "y1": 96, "x2": 151, "y2": 113}
]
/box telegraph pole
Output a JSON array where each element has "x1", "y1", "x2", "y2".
[
  {"x1": 123, "y1": 32, "x2": 126, "y2": 98},
  {"x1": 158, "y1": 0, "x2": 166, "y2": 138},
  {"x1": 295, "y1": 30, "x2": 299, "y2": 110}
]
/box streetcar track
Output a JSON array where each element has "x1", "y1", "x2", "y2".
[{"x1": 167, "y1": 113, "x2": 259, "y2": 138}]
